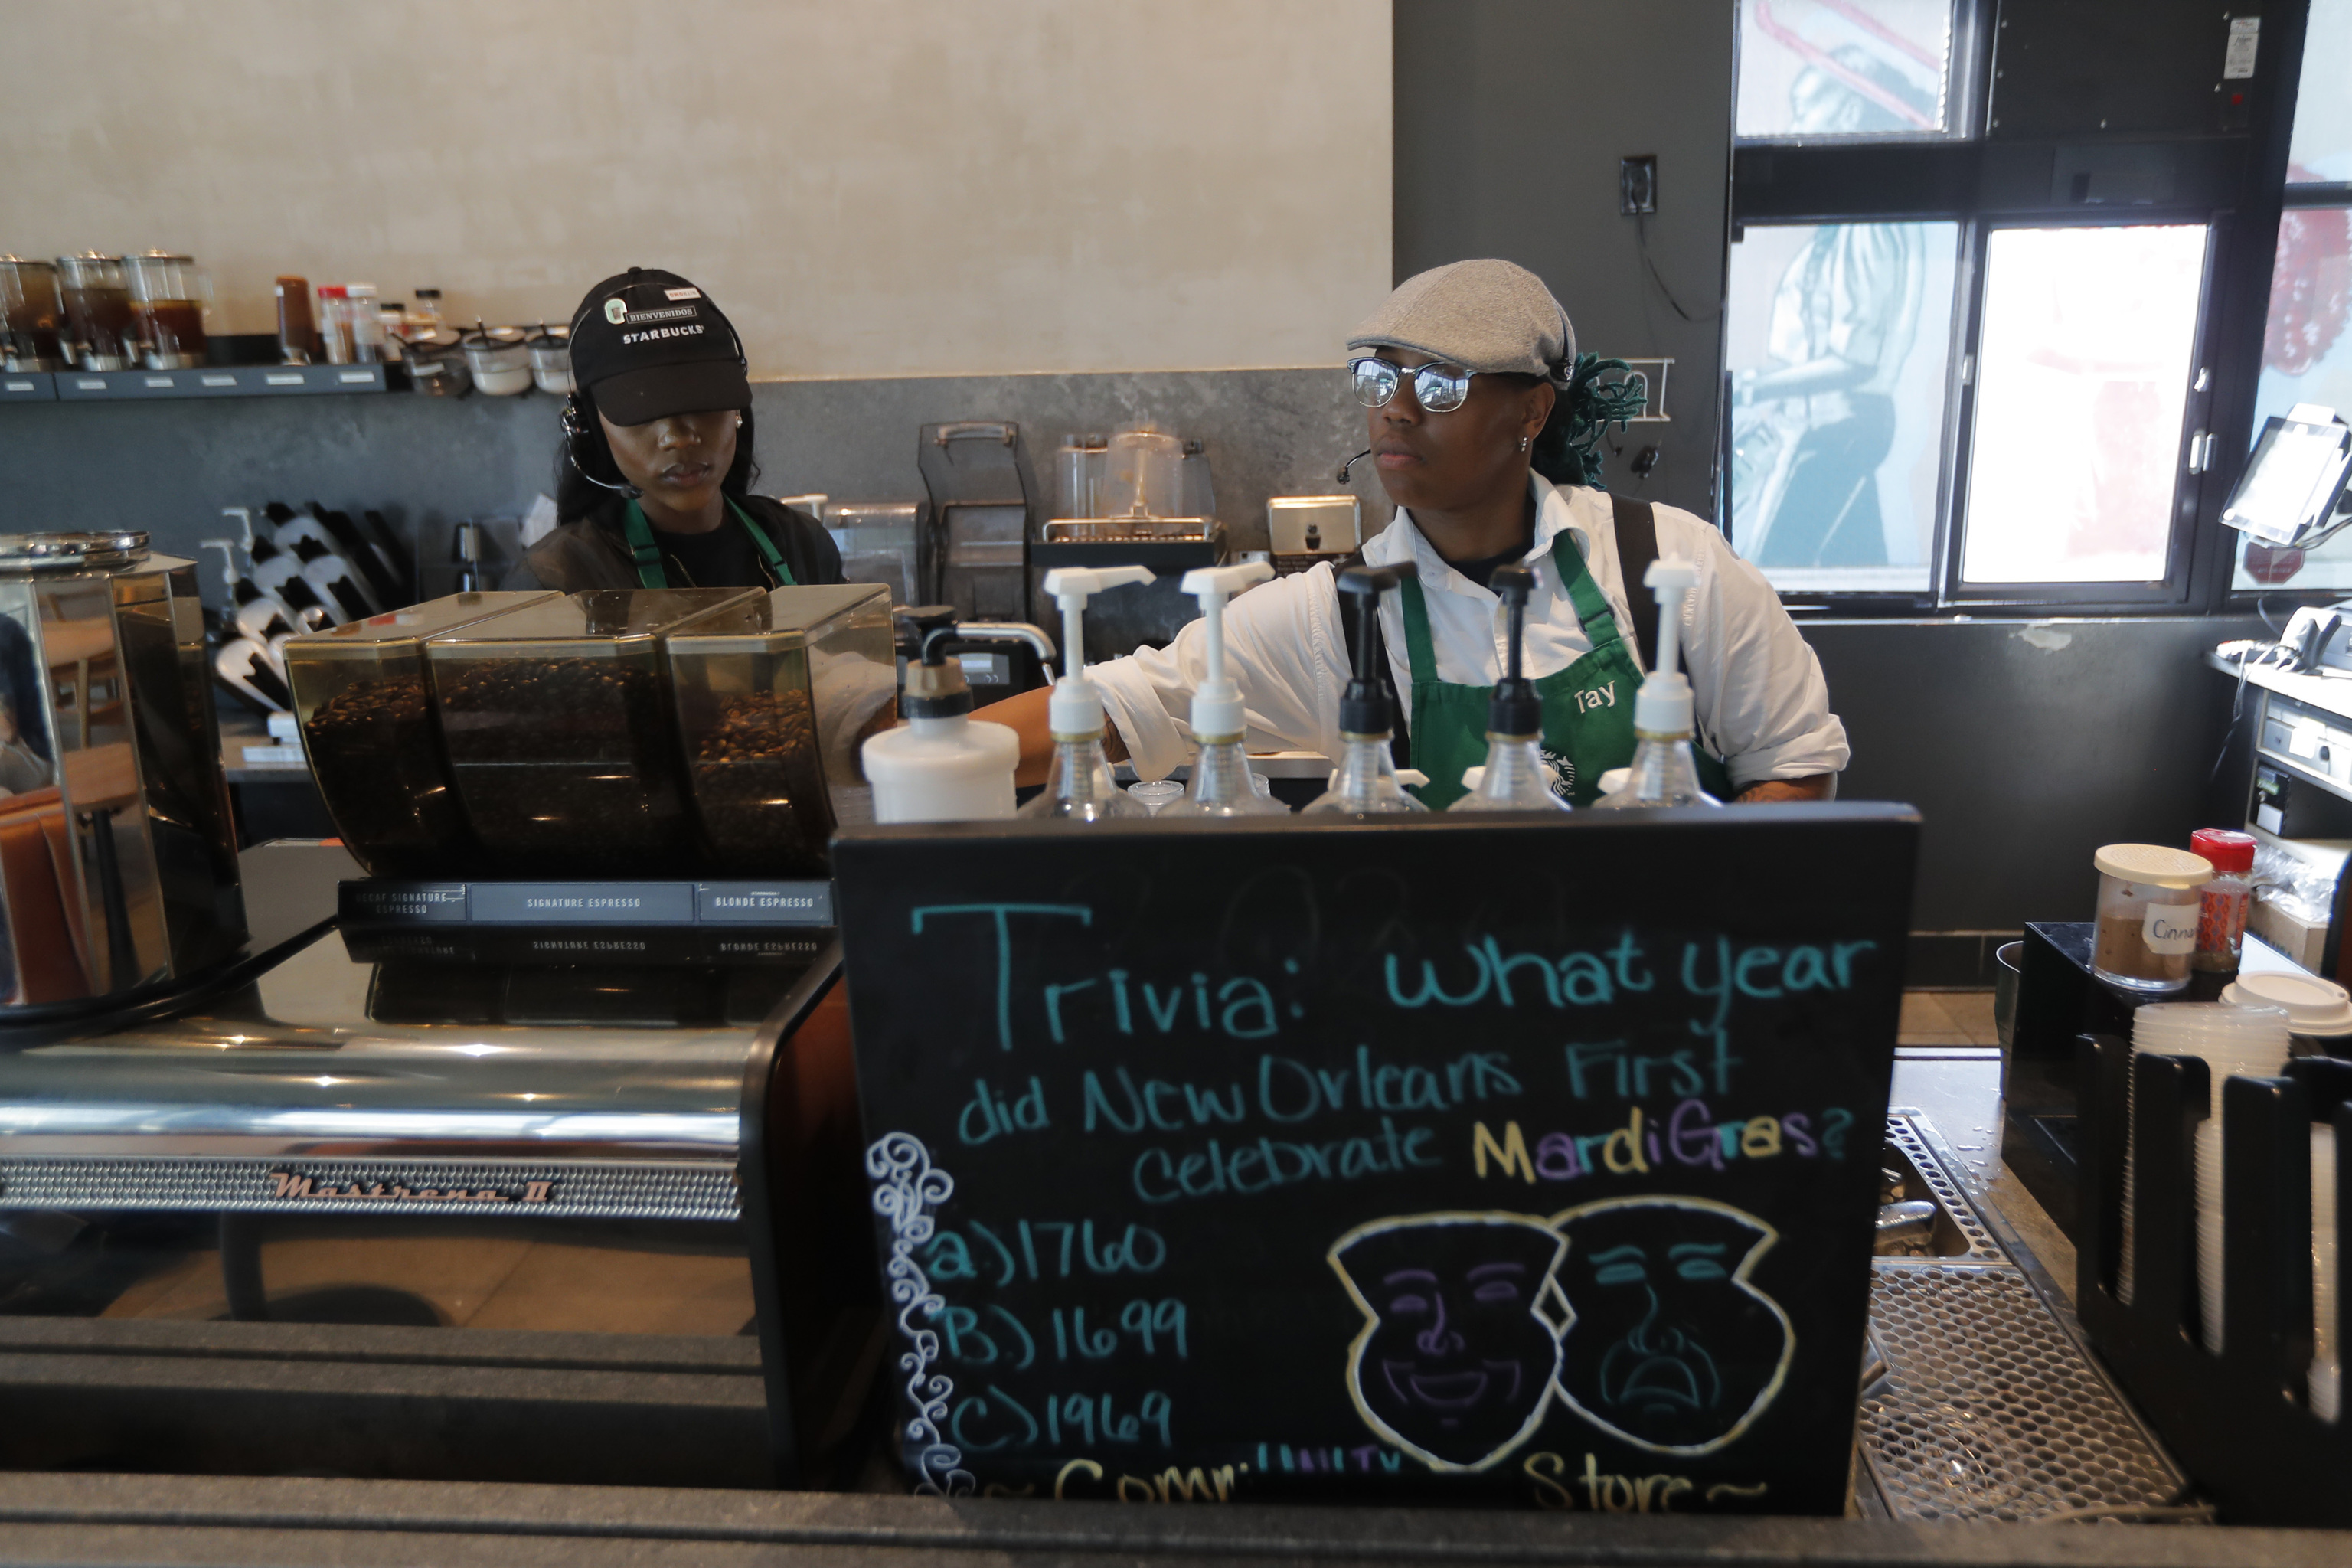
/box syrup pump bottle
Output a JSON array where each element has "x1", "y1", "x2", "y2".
[
  {"x1": 1594, "y1": 555, "x2": 1721, "y2": 809},
  {"x1": 1304, "y1": 564, "x2": 1427, "y2": 815},
  {"x1": 1450, "y1": 563, "x2": 1568, "y2": 812},
  {"x1": 1022, "y1": 565, "x2": 1154, "y2": 820},
  {"x1": 861, "y1": 606, "x2": 1021, "y2": 822},
  {"x1": 1165, "y1": 559, "x2": 1285, "y2": 818}
]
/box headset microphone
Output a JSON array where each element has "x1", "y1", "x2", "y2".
[
  {"x1": 560, "y1": 399, "x2": 642, "y2": 499},
  {"x1": 1336, "y1": 449, "x2": 1373, "y2": 485}
]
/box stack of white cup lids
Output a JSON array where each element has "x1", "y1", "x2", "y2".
[
  {"x1": 2212, "y1": 974, "x2": 2346, "y2": 1417},
  {"x1": 2314, "y1": 1128, "x2": 2341, "y2": 1423},
  {"x1": 2220, "y1": 971, "x2": 2352, "y2": 1041},
  {"x1": 2124, "y1": 1003, "x2": 2292, "y2": 1348}
]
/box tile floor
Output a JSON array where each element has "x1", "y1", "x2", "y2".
[{"x1": 1897, "y1": 989, "x2": 2003, "y2": 1048}]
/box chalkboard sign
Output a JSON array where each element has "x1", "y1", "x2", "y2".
[{"x1": 833, "y1": 805, "x2": 1917, "y2": 1514}]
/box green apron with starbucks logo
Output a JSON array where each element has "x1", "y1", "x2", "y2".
[{"x1": 1395, "y1": 531, "x2": 1735, "y2": 808}]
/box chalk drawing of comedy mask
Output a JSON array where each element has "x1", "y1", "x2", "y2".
[
  {"x1": 1329, "y1": 1214, "x2": 1566, "y2": 1470},
  {"x1": 1548, "y1": 1197, "x2": 1795, "y2": 1456}
]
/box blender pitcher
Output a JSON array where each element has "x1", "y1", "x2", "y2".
[{"x1": 126, "y1": 251, "x2": 211, "y2": 369}]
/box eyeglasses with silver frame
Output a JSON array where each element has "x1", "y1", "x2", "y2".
[{"x1": 1350, "y1": 355, "x2": 1477, "y2": 413}]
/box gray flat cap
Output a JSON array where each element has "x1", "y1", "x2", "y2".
[{"x1": 1346, "y1": 259, "x2": 1576, "y2": 381}]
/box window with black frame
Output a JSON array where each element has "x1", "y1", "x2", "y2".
[
  {"x1": 2234, "y1": 0, "x2": 2352, "y2": 593},
  {"x1": 1726, "y1": 0, "x2": 2256, "y2": 612}
]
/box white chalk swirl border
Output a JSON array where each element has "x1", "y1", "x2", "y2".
[{"x1": 866, "y1": 1131, "x2": 975, "y2": 1495}]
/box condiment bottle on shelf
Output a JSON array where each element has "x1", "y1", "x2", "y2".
[
  {"x1": 316, "y1": 285, "x2": 352, "y2": 364},
  {"x1": 1165, "y1": 559, "x2": 1285, "y2": 818},
  {"x1": 862, "y1": 606, "x2": 1019, "y2": 823},
  {"x1": 1023, "y1": 566, "x2": 1154, "y2": 821},
  {"x1": 1593, "y1": 555, "x2": 1720, "y2": 809},
  {"x1": 2190, "y1": 828, "x2": 2259, "y2": 974},
  {"x1": 1304, "y1": 564, "x2": 1427, "y2": 815},
  {"x1": 1450, "y1": 563, "x2": 1569, "y2": 813}
]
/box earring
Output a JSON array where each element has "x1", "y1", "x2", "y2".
[
  {"x1": 1518, "y1": 436, "x2": 1530, "y2": 452},
  {"x1": 734, "y1": 413, "x2": 744, "y2": 428}
]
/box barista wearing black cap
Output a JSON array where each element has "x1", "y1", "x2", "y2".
[{"x1": 513, "y1": 267, "x2": 842, "y2": 593}]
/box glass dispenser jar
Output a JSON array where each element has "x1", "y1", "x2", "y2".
[
  {"x1": 425, "y1": 588, "x2": 760, "y2": 876},
  {"x1": 284, "y1": 593, "x2": 554, "y2": 877},
  {"x1": 124, "y1": 251, "x2": 210, "y2": 368},
  {"x1": 0, "y1": 258, "x2": 66, "y2": 370},
  {"x1": 665, "y1": 583, "x2": 896, "y2": 873},
  {"x1": 57, "y1": 254, "x2": 135, "y2": 371}
]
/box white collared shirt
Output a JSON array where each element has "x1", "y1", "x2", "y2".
[{"x1": 1090, "y1": 474, "x2": 1849, "y2": 792}]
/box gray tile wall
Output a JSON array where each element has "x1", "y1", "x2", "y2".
[{"x1": 0, "y1": 368, "x2": 1385, "y2": 615}]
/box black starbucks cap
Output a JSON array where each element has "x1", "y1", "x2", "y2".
[{"x1": 567, "y1": 267, "x2": 750, "y2": 426}]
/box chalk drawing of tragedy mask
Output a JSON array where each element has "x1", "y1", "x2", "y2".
[
  {"x1": 1329, "y1": 1213, "x2": 1566, "y2": 1471},
  {"x1": 1547, "y1": 1197, "x2": 1794, "y2": 1456}
]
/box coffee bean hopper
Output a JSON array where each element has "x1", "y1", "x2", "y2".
[
  {"x1": 0, "y1": 531, "x2": 245, "y2": 1014},
  {"x1": 280, "y1": 591, "x2": 557, "y2": 877},
  {"x1": 420, "y1": 587, "x2": 761, "y2": 877},
  {"x1": 665, "y1": 583, "x2": 897, "y2": 871}
]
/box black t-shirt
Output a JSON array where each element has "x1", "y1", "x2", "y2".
[
  {"x1": 1447, "y1": 531, "x2": 1536, "y2": 589},
  {"x1": 653, "y1": 514, "x2": 765, "y2": 589}
]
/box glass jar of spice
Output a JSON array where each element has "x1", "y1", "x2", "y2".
[
  {"x1": 2092, "y1": 843, "x2": 2214, "y2": 993},
  {"x1": 2190, "y1": 828, "x2": 2259, "y2": 974}
]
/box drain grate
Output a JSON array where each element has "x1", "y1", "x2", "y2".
[
  {"x1": 1861, "y1": 1263, "x2": 2184, "y2": 1521},
  {"x1": 1881, "y1": 1113, "x2": 2004, "y2": 1263}
]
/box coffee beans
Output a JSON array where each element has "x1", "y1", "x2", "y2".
[
  {"x1": 302, "y1": 675, "x2": 472, "y2": 876},
  {"x1": 688, "y1": 688, "x2": 827, "y2": 874},
  {"x1": 435, "y1": 656, "x2": 686, "y2": 874}
]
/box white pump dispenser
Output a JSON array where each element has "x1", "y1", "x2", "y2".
[
  {"x1": 1595, "y1": 556, "x2": 1721, "y2": 809},
  {"x1": 1023, "y1": 565, "x2": 1154, "y2": 820},
  {"x1": 1165, "y1": 560, "x2": 1284, "y2": 817},
  {"x1": 863, "y1": 606, "x2": 1022, "y2": 822}
]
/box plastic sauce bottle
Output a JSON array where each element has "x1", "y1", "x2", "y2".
[
  {"x1": 862, "y1": 606, "x2": 1020, "y2": 822},
  {"x1": 1450, "y1": 562, "x2": 1569, "y2": 812},
  {"x1": 1022, "y1": 566, "x2": 1153, "y2": 821},
  {"x1": 2191, "y1": 827, "x2": 2259, "y2": 974},
  {"x1": 1165, "y1": 560, "x2": 1285, "y2": 818},
  {"x1": 1304, "y1": 564, "x2": 1427, "y2": 816},
  {"x1": 1594, "y1": 555, "x2": 1721, "y2": 809}
]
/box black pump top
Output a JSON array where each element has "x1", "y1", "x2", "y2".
[
  {"x1": 1335, "y1": 563, "x2": 1418, "y2": 736},
  {"x1": 1487, "y1": 564, "x2": 1540, "y2": 737},
  {"x1": 895, "y1": 604, "x2": 974, "y2": 718},
  {"x1": 897, "y1": 605, "x2": 960, "y2": 665}
]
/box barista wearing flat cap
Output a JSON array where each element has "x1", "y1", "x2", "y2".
[
  {"x1": 511, "y1": 267, "x2": 843, "y2": 593},
  {"x1": 984, "y1": 259, "x2": 1845, "y2": 805}
]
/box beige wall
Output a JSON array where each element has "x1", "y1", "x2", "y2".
[{"x1": 0, "y1": 0, "x2": 1390, "y2": 377}]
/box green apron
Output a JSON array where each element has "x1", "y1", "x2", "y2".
[
  {"x1": 622, "y1": 497, "x2": 796, "y2": 590},
  {"x1": 1396, "y1": 534, "x2": 1735, "y2": 808}
]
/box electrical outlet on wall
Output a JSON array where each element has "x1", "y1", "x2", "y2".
[{"x1": 1619, "y1": 155, "x2": 1657, "y2": 215}]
